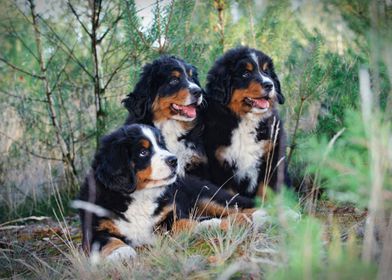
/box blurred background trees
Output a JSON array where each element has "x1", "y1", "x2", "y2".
[
  {"x1": 0, "y1": 0, "x2": 391, "y2": 231},
  {"x1": 0, "y1": 0, "x2": 391, "y2": 277}
]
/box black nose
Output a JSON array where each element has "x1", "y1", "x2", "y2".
[
  {"x1": 189, "y1": 87, "x2": 202, "y2": 98},
  {"x1": 262, "y1": 82, "x2": 273, "y2": 93},
  {"x1": 165, "y1": 156, "x2": 178, "y2": 170}
]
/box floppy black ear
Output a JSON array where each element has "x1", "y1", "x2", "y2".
[
  {"x1": 94, "y1": 136, "x2": 136, "y2": 193},
  {"x1": 206, "y1": 65, "x2": 232, "y2": 105},
  {"x1": 122, "y1": 63, "x2": 154, "y2": 123}
]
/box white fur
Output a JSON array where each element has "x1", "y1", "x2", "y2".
[
  {"x1": 106, "y1": 245, "x2": 137, "y2": 261},
  {"x1": 154, "y1": 119, "x2": 204, "y2": 177},
  {"x1": 141, "y1": 127, "x2": 176, "y2": 184},
  {"x1": 114, "y1": 187, "x2": 166, "y2": 247},
  {"x1": 250, "y1": 52, "x2": 276, "y2": 98},
  {"x1": 218, "y1": 114, "x2": 267, "y2": 193}
]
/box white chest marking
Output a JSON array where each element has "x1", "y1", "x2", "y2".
[
  {"x1": 114, "y1": 188, "x2": 165, "y2": 247},
  {"x1": 154, "y1": 120, "x2": 201, "y2": 177},
  {"x1": 219, "y1": 114, "x2": 267, "y2": 192}
]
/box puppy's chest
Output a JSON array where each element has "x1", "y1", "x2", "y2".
[
  {"x1": 217, "y1": 116, "x2": 271, "y2": 191},
  {"x1": 114, "y1": 189, "x2": 165, "y2": 247},
  {"x1": 155, "y1": 120, "x2": 205, "y2": 176}
]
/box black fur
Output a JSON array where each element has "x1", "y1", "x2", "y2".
[
  {"x1": 78, "y1": 124, "x2": 254, "y2": 256},
  {"x1": 203, "y1": 47, "x2": 290, "y2": 198},
  {"x1": 122, "y1": 55, "x2": 208, "y2": 177}
]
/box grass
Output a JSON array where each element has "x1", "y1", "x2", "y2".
[{"x1": 0, "y1": 190, "x2": 382, "y2": 280}]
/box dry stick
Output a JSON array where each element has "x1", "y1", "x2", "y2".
[
  {"x1": 214, "y1": 0, "x2": 225, "y2": 51},
  {"x1": 287, "y1": 96, "x2": 306, "y2": 166},
  {"x1": 162, "y1": 0, "x2": 175, "y2": 51}
]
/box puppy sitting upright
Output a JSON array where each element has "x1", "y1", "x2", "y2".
[
  {"x1": 76, "y1": 124, "x2": 256, "y2": 261},
  {"x1": 203, "y1": 47, "x2": 290, "y2": 199},
  {"x1": 122, "y1": 56, "x2": 206, "y2": 178}
]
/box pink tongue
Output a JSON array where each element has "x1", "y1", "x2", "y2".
[
  {"x1": 253, "y1": 99, "x2": 270, "y2": 109},
  {"x1": 180, "y1": 105, "x2": 196, "y2": 118}
]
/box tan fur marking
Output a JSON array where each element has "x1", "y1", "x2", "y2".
[
  {"x1": 220, "y1": 209, "x2": 256, "y2": 230},
  {"x1": 262, "y1": 62, "x2": 269, "y2": 71},
  {"x1": 97, "y1": 219, "x2": 122, "y2": 236},
  {"x1": 246, "y1": 62, "x2": 253, "y2": 72},
  {"x1": 197, "y1": 200, "x2": 252, "y2": 217},
  {"x1": 135, "y1": 166, "x2": 153, "y2": 189},
  {"x1": 256, "y1": 182, "x2": 268, "y2": 201},
  {"x1": 152, "y1": 89, "x2": 191, "y2": 122},
  {"x1": 140, "y1": 139, "x2": 150, "y2": 149},
  {"x1": 156, "y1": 205, "x2": 174, "y2": 225},
  {"x1": 228, "y1": 81, "x2": 263, "y2": 115},
  {"x1": 172, "y1": 70, "x2": 181, "y2": 78},
  {"x1": 171, "y1": 219, "x2": 198, "y2": 234},
  {"x1": 188, "y1": 69, "x2": 193, "y2": 77},
  {"x1": 100, "y1": 238, "x2": 128, "y2": 257}
]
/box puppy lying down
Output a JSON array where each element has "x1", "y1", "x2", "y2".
[{"x1": 74, "y1": 124, "x2": 265, "y2": 261}]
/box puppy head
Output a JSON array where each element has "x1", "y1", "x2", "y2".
[
  {"x1": 94, "y1": 124, "x2": 178, "y2": 193},
  {"x1": 122, "y1": 56, "x2": 203, "y2": 124},
  {"x1": 205, "y1": 47, "x2": 284, "y2": 116}
]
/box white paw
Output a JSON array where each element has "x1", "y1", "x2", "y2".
[
  {"x1": 251, "y1": 209, "x2": 270, "y2": 229},
  {"x1": 195, "y1": 218, "x2": 222, "y2": 232},
  {"x1": 106, "y1": 245, "x2": 137, "y2": 261}
]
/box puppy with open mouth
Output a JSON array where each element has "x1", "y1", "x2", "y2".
[
  {"x1": 203, "y1": 47, "x2": 290, "y2": 199},
  {"x1": 122, "y1": 56, "x2": 207, "y2": 178}
]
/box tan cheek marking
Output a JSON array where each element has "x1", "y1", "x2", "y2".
[
  {"x1": 135, "y1": 166, "x2": 153, "y2": 190},
  {"x1": 228, "y1": 89, "x2": 248, "y2": 116},
  {"x1": 228, "y1": 81, "x2": 264, "y2": 115},
  {"x1": 152, "y1": 89, "x2": 190, "y2": 122},
  {"x1": 100, "y1": 238, "x2": 128, "y2": 257}
]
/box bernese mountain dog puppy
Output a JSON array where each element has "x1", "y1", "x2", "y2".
[
  {"x1": 203, "y1": 47, "x2": 290, "y2": 199},
  {"x1": 75, "y1": 124, "x2": 258, "y2": 261},
  {"x1": 122, "y1": 56, "x2": 207, "y2": 178}
]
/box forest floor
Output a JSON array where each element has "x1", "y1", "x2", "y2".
[{"x1": 0, "y1": 201, "x2": 367, "y2": 279}]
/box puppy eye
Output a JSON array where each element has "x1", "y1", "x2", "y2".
[
  {"x1": 139, "y1": 149, "x2": 149, "y2": 157},
  {"x1": 242, "y1": 71, "x2": 251, "y2": 78},
  {"x1": 169, "y1": 78, "x2": 179, "y2": 86}
]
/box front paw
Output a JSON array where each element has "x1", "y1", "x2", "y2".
[{"x1": 106, "y1": 245, "x2": 137, "y2": 261}]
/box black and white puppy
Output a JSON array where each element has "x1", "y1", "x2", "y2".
[
  {"x1": 76, "y1": 124, "x2": 256, "y2": 261},
  {"x1": 203, "y1": 47, "x2": 290, "y2": 199},
  {"x1": 122, "y1": 56, "x2": 207, "y2": 178}
]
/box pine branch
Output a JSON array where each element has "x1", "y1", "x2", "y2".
[
  {"x1": 0, "y1": 57, "x2": 44, "y2": 80},
  {"x1": 67, "y1": 1, "x2": 92, "y2": 37}
]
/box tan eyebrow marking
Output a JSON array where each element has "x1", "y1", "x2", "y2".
[
  {"x1": 188, "y1": 69, "x2": 193, "y2": 77},
  {"x1": 246, "y1": 63, "x2": 253, "y2": 71},
  {"x1": 171, "y1": 70, "x2": 181, "y2": 78},
  {"x1": 262, "y1": 62, "x2": 269, "y2": 71},
  {"x1": 140, "y1": 139, "x2": 150, "y2": 149}
]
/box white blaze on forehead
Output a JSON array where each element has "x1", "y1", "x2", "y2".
[
  {"x1": 141, "y1": 126, "x2": 175, "y2": 181},
  {"x1": 250, "y1": 52, "x2": 275, "y2": 90},
  {"x1": 188, "y1": 80, "x2": 200, "y2": 91}
]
